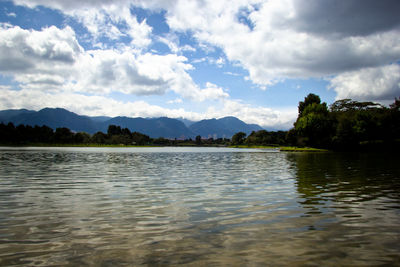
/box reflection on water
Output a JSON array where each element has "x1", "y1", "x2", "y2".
[{"x1": 0, "y1": 147, "x2": 399, "y2": 266}]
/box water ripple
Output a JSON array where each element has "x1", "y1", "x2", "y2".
[{"x1": 0, "y1": 147, "x2": 399, "y2": 266}]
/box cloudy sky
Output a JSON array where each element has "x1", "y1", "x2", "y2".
[{"x1": 1, "y1": 0, "x2": 399, "y2": 129}]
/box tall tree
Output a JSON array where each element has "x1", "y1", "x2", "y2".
[
  {"x1": 298, "y1": 93, "x2": 321, "y2": 117},
  {"x1": 195, "y1": 135, "x2": 202, "y2": 145},
  {"x1": 107, "y1": 125, "x2": 122, "y2": 136},
  {"x1": 294, "y1": 94, "x2": 333, "y2": 148}
]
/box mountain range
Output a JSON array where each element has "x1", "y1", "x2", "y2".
[{"x1": 0, "y1": 108, "x2": 263, "y2": 139}]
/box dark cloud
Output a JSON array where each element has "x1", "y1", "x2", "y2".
[
  {"x1": 0, "y1": 54, "x2": 34, "y2": 72},
  {"x1": 291, "y1": 0, "x2": 400, "y2": 37}
]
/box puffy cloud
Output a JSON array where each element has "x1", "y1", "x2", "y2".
[
  {"x1": 195, "y1": 82, "x2": 229, "y2": 101},
  {"x1": 157, "y1": 34, "x2": 196, "y2": 54},
  {"x1": 13, "y1": 0, "x2": 400, "y2": 80},
  {"x1": 0, "y1": 25, "x2": 81, "y2": 71},
  {"x1": 14, "y1": 0, "x2": 152, "y2": 49},
  {"x1": 159, "y1": 0, "x2": 400, "y2": 100},
  {"x1": 0, "y1": 25, "x2": 81, "y2": 91},
  {"x1": 72, "y1": 5, "x2": 152, "y2": 49},
  {"x1": 13, "y1": 0, "x2": 115, "y2": 10},
  {"x1": 329, "y1": 64, "x2": 400, "y2": 102},
  {"x1": 74, "y1": 50, "x2": 228, "y2": 100},
  {"x1": 0, "y1": 25, "x2": 228, "y2": 101},
  {"x1": 73, "y1": 50, "x2": 185, "y2": 95}
]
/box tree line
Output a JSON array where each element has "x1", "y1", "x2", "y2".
[
  {"x1": 231, "y1": 94, "x2": 400, "y2": 151},
  {"x1": 0, "y1": 123, "x2": 231, "y2": 146}
]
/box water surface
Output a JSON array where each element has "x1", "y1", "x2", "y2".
[{"x1": 0, "y1": 147, "x2": 399, "y2": 266}]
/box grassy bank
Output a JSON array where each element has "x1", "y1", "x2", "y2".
[
  {"x1": 230, "y1": 145, "x2": 328, "y2": 152},
  {"x1": 279, "y1": 146, "x2": 328, "y2": 152}
]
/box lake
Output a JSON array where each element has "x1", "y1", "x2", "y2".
[{"x1": 0, "y1": 147, "x2": 399, "y2": 266}]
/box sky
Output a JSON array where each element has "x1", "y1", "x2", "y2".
[{"x1": 0, "y1": 0, "x2": 399, "y2": 130}]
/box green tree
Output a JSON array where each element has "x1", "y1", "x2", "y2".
[
  {"x1": 246, "y1": 130, "x2": 288, "y2": 146},
  {"x1": 385, "y1": 97, "x2": 400, "y2": 142},
  {"x1": 332, "y1": 115, "x2": 358, "y2": 148},
  {"x1": 247, "y1": 130, "x2": 269, "y2": 145},
  {"x1": 54, "y1": 127, "x2": 74, "y2": 144},
  {"x1": 195, "y1": 135, "x2": 202, "y2": 145},
  {"x1": 0, "y1": 123, "x2": 16, "y2": 144},
  {"x1": 329, "y1": 98, "x2": 391, "y2": 149},
  {"x1": 231, "y1": 132, "x2": 246, "y2": 145},
  {"x1": 154, "y1": 137, "x2": 170, "y2": 145},
  {"x1": 91, "y1": 131, "x2": 107, "y2": 144},
  {"x1": 107, "y1": 125, "x2": 122, "y2": 136},
  {"x1": 330, "y1": 99, "x2": 382, "y2": 112},
  {"x1": 121, "y1": 127, "x2": 131, "y2": 136},
  {"x1": 298, "y1": 93, "x2": 321, "y2": 117},
  {"x1": 36, "y1": 125, "x2": 54, "y2": 143},
  {"x1": 294, "y1": 94, "x2": 333, "y2": 148},
  {"x1": 131, "y1": 131, "x2": 151, "y2": 145},
  {"x1": 75, "y1": 132, "x2": 91, "y2": 144}
]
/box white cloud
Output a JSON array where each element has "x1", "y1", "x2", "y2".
[
  {"x1": 206, "y1": 99, "x2": 297, "y2": 130},
  {"x1": 73, "y1": 50, "x2": 187, "y2": 96},
  {"x1": 158, "y1": 34, "x2": 196, "y2": 54},
  {"x1": 158, "y1": 35, "x2": 180, "y2": 53},
  {"x1": 224, "y1": 71, "x2": 241, "y2": 77},
  {"x1": 181, "y1": 44, "x2": 196, "y2": 52},
  {"x1": 0, "y1": 25, "x2": 82, "y2": 91},
  {"x1": 196, "y1": 82, "x2": 229, "y2": 101},
  {"x1": 167, "y1": 98, "x2": 183, "y2": 104},
  {"x1": 0, "y1": 25, "x2": 82, "y2": 69},
  {"x1": 68, "y1": 6, "x2": 153, "y2": 49},
  {"x1": 13, "y1": 0, "x2": 400, "y2": 87},
  {"x1": 205, "y1": 57, "x2": 225, "y2": 68},
  {"x1": 158, "y1": 0, "x2": 400, "y2": 100},
  {"x1": 191, "y1": 56, "x2": 226, "y2": 68},
  {"x1": 0, "y1": 25, "x2": 228, "y2": 101},
  {"x1": 329, "y1": 64, "x2": 400, "y2": 102},
  {"x1": 0, "y1": 85, "x2": 12, "y2": 90},
  {"x1": 14, "y1": 0, "x2": 153, "y2": 49}
]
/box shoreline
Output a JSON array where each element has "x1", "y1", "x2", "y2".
[
  {"x1": 0, "y1": 143, "x2": 328, "y2": 152},
  {"x1": 229, "y1": 145, "x2": 329, "y2": 152}
]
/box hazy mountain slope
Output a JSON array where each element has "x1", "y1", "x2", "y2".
[
  {"x1": 0, "y1": 108, "x2": 264, "y2": 138},
  {"x1": 6, "y1": 108, "x2": 99, "y2": 133},
  {"x1": 102, "y1": 117, "x2": 195, "y2": 138},
  {"x1": 189, "y1": 116, "x2": 263, "y2": 138},
  {"x1": 0, "y1": 109, "x2": 35, "y2": 123}
]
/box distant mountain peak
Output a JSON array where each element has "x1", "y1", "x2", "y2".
[
  {"x1": 219, "y1": 116, "x2": 238, "y2": 120},
  {"x1": 189, "y1": 116, "x2": 263, "y2": 138}
]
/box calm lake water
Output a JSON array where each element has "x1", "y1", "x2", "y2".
[{"x1": 0, "y1": 147, "x2": 399, "y2": 266}]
